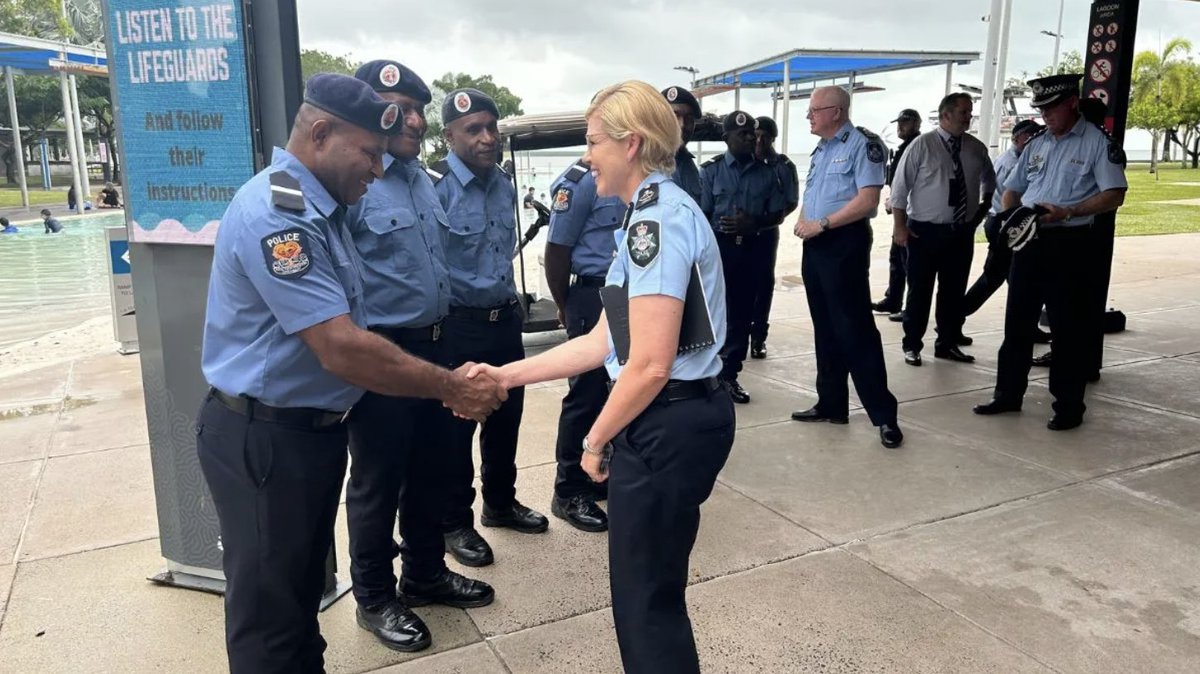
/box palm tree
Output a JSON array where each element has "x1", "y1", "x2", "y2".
[{"x1": 1131, "y1": 37, "x2": 1192, "y2": 173}]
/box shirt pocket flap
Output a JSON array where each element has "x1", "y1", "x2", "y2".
[{"x1": 365, "y1": 210, "x2": 416, "y2": 235}]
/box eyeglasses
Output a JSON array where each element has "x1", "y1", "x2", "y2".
[{"x1": 806, "y1": 105, "x2": 840, "y2": 118}]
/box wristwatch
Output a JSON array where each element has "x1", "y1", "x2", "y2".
[
  {"x1": 582, "y1": 436, "x2": 611, "y2": 457},
  {"x1": 818, "y1": 217, "x2": 831, "y2": 231}
]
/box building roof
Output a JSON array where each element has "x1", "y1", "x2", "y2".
[{"x1": 0, "y1": 31, "x2": 107, "y2": 76}]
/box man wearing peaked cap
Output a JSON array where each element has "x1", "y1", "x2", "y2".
[
  {"x1": 700, "y1": 110, "x2": 787, "y2": 404},
  {"x1": 431, "y1": 87, "x2": 551, "y2": 570},
  {"x1": 974, "y1": 73, "x2": 1128, "y2": 431},
  {"x1": 342, "y1": 60, "x2": 500, "y2": 653},
  {"x1": 196, "y1": 72, "x2": 506, "y2": 673},
  {"x1": 663, "y1": 85, "x2": 702, "y2": 203}
]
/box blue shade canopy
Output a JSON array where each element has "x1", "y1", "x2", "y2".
[
  {"x1": 696, "y1": 49, "x2": 978, "y2": 93},
  {"x1": 0, "y1": 31, "x2": 107, "y2": 75}
]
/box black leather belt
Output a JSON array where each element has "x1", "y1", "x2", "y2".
[
  {"x1": 449, "y1": 300, "x2": 519, "y2": 323},
  {"x1": 374, "y1": 322, "x2": 443, "y2": 343},
  {"x1": 572, "y1": 275, "x2": 607, "y2": 288},
  {"x1": 607, "y1": 377, "x2": 722, "y2": 404},
  {"x1": 210, "y1": 388, "x2": 349, "y2": 429}
]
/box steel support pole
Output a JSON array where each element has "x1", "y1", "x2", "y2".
[
  {"x1": 69, "y1": 73, "x2": 89, "y2": 200},
  {"x1": 945, "y1": 63, "x2": 953, "y2": 95},
  {"x1": 979, "y1": 0, "x2": 1004, "y2": 151},
  {"x1": 781, "y1": 59, "x2": 791, "y2": 156},
  {"x1": 58, "y1": 71, "x2": 83, "y2": 214},
  {"x1": 5, "y1": 67, "x2": 29, "y2": 208},
  {"x1": 990, "y1": 0, "x2": 1013, "y2": 154},
  {"x1": 734, "y1": 74, "x2": 741, "y2": 110}
]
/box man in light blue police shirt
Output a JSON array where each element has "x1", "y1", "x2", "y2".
[
  {"x1": 432, "y1": 88, "x2": 548, "y2": 568},
  {"x1": 790, "y1": 85, "x2": 903, "y2": 449},
  {"x1": 974, "y1": 74, "x2": 1127, "y2": 431},
  {"x1": 344, "y1": 60, "x2": 498, "y2": 654},
  {"x1": 543, "y1": 158, "x2": 626, "y2": 532},
  {"x1": 197, "y1": 73, "x2": 506, "y2": 674},
  {"x1": 701, "y1": 110, "x2": 787, "y2": 404}
]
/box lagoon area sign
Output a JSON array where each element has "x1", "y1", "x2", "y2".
[{"x1": 106, "y1": 1, "x2": 255, "y2": 245}]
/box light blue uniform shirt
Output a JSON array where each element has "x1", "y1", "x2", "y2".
[
  {"x1": 672, "y1": 147, "x2": 702, "y2": 204},
  {"x1": 700, "y1": 151, "x2": 778, "y2": 228},
  {"x1": 435, "y1": 152, "x2": 518, "y2": 308},
  {"x1": 547, "y1": 162, "x2": 626, "y2": 277},
  {"x1": 990, "y1": 147, "x2": 1020, "y2": 215},
  {"x1": 802, "y1": 122, "x2": 887, "y2": 221},
  {"x1": 202, "y1": 147, "x2": 365, "y2": 411},
  {"x1": 348, "y1": 154, "x2": 450, "y2": 328},
  {"x1": 603, "y1": 172, "x2": 726, "y2": 382},
  {"x1": 1003, "y1": 117, "x2": 1128, "y2": 227}
]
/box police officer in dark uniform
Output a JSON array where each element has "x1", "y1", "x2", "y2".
[
  {"x1": 662, "y1": 85, "x2": 702, "y2": 203},
  {"x1": 196, "y1": 73, "x2": 505, "y2": 673},
  {"x1": 344, "y1": 61, "x2": 498, "y2": 653},
  {"x1": 701, "y1": 110, "x2": 786, "y2": 403},
  {"x1": 544, "y1": 158, "x2": 626, "y2": 532},
  {"x1": 433, "y1": 88, "x2": 549, "y2": 566},
  {"x1": 472, "y1": 79, "x2": 734, "y2": 674},
  {"x1": 790, "y1": 85, "x2": 903, "y2": 448},
  {"x1": 749, "y1": 116, "x2": 799, "y2": 359},
  {"x1": 874, "y1": 108, "x2": 922, "y2": 321},
  {"x1": 974, "y1": 74, "x2": 1127, "y2": 430}
]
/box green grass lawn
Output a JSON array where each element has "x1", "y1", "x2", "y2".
[
  {"x1": 0, "y1": 187, "x2": 75, "y2": 208},
  {"x1": 1115, "y1": 163, "x2": 1200, "y2": 237}
]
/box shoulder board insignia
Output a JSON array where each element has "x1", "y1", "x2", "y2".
[
  {"x1": 269, "y1": 171, "x2": 305, "y2": 212},
  {"x1": 496, "y1": 162, "x2": 511, "y2": 177},
  {"x1": 424, "y1": 166, "x2": 443, "y2": 182},
  {"x1": 634, "y1": 183, "x2": 659, "y2": 211},
  {"x1": 855, "y1": 126, "x2": 882, "y2": 142},
  {"x1": 626, "y1": 219, "x2": 661, "y2": 268},
  {"x1": 701, "y1": 155, "x2": 722, "y2": 168},
  {"x1": 428, "y1": 159, "x2": 450, "y2": 184},
  {"x1": 564, "y1": 160, "x2": 590, "y2": 183},
  {"x1": 1107, "y1": 141, "x2": 1127, "y2": 167}
]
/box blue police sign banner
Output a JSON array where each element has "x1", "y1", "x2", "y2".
[{"x1": 106, "y1": 1, "x2": 255, "y2": 244}]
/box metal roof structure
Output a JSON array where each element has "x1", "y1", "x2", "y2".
[{"x1": 0, "y1": 31, "x2": 107, "y2": 75}]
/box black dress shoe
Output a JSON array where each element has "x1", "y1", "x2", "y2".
[
  {"x1": 481, "y1": 500, "x2": 549, "y2": 534},
  {"x1": 1031, "y1": 351, "x2": 1052, "y2": 367},
  {"x1": 1033, "y1": 328, "x2": 1052, "y2": 344},
  {"x1": 934, "y1": 346, "x2": 975, "y2": 363},
  {"x1": 443, "y1": 526, "x2": 494, "y2": 567},
  {"x1": 888, "y1": 311, "x2": 905, "y2": 322},
  {"x1": 957, "y1": 335, "x2": 974, "y2": 346},
  {"x1": 725, "y1": 379, "x2": 751, "y2": 404},
  {"x1": 904, "y1": 349, "x2": 922, "y2": 366},
  {"x1": 879, "y1": 422, "x2": 904, "y2": 448},
  {"x1": 973, "y1": 399, "x2": 1022, "y2": 415},
  {"x1": 872, "y1": 299, "x2": 901, "y2": 314},
  {"x1": 750, "y1": 341, "x2": 767, "y2": 359},
  {"x1": 356, "y1": 600, "x2": 431, "y2": 652},
  {"x1": 790, "y1": 406, "x2": 849, "y2": 424},
  {"x1": 1087, "y1": 370, "x2": 1101, "y2": 383},
  {"x1": 1047, "y1": 414, "x2": 1083, "y2": 431},
  {"x1": 400, "y1": 569, "x2": 495, "y2": 609},
  {"x1": 551, "y1": 494, "x2": 608, "y2": 532}
]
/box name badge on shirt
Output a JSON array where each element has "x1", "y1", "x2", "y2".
[
  {"x1": 262, "y1": 228, "x2": 312, "y2": 280},
  {"x1": 1027, "y1": 154, "x2": 1046, "y2": 178}
]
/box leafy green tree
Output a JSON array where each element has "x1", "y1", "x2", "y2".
[
  {"x1": 0, "y1": 75, "x2": 68, "y2": 184},
  {"x1": 425, "y1": 73, "x2": 523, "y2": 163},
  {"x1": 300, "y1": 49, "x2": 360, "y2": 81},
  {"x1": 0, "y1": 0, "x2": 70, "y2": 38},
  {"x1": 1129, "y1": 38, "x2": 1192, "y2": 172},
  {"x1": 78, "y1": 75, "x2": 117, "y2": 180},
  {"x1": 1036, "y1": 50, "x2": 1085, "y2": 77}
]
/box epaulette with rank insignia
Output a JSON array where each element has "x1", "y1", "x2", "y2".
[
  {"x1": 857, "y1": 126, "x2": 887, "y2": 164},
  {"x1": 563, "y1": 160, "x2": 590, "y2": 183},
  {"x1": 701, "y1": 155, "x2": 722, "y2": 168},
  {"x1": 427, "y1": 159, "x2": 450, "y2": 184},
  {"x1": 633, "y1": 183, "x2": 659, "y2": 211},
  {"x1": 269, "y1": 171, "x2": 305, "y2": 212}
]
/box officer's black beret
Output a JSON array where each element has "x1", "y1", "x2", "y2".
[
  {"x1": 662, "y1": 86, "x2": 701, "y2": 117},
  {"x1": 354, "y1": 59, "x2": 432, "y2": 105},
  {"x1": 1011, "y1": 119, "x2": 1043, "y2": 137},
  {"x1": 304, "y1": 73, "x2": 401, "y2": 135},
  {"x1": 1028, "y1": 74, "x2": 1082, "y2": 108},
  {"x1": 723, "y1": 110, "x2": 757, "y2": 134},
  {"x1": 756, "y1": 116, "x2": 778, "y2": 137},
  {"x1": 442, "y1": 88, "x2": 500, "y2": 125}
]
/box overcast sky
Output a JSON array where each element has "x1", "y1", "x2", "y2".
[{"x1": 298, "y1": 0, "x2": 1200, "y2": 155}]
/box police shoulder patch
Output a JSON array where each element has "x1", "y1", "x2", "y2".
[
  {"x1": 857, "y1": 127, "x2": 886, "y2": 164},
  {"x1": 626, "y1": 219, "x2": 661, "y2": 268},
  {"x1": 634, "y1": 183, "x2": 659, "y2": 211},
  {"x1": 262, "y1": 228, "x2": 312, "y2": 280},
  {"x1": 552, "y1": 186, "x2": 573, "y2": 213},
  {"x1": 1107, "y1": 141, "x2": 1127, "y2": 167},
  {"x1": 269, "y1": 171, "x2": 305, "y2": 212}
]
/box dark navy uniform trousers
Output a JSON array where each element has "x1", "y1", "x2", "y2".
[
  {"x1": 443, "y1": 307, "x2": 525, "y2": 529},
  {"x1": 346, "y1": 334, "x2": 455, "y2": 608},
  {"x1": 555, "y1": 280, "x2": 609, "y2": 498},
  {"x1": 608, "y1": 386, "x2": 735, "y2": 674},
  {"x1": 901, "y1": 219, "x2": 975, "y2": 353},
  {"x1": 962, "y1": 214, "x2": 1012, "y2": 317},
  {"x1": 196, "y1": 393, "x2": 347, "y2": 674},
  {"x1": 716, "y1": 231, "x2": 755, "y2": 380},
  {"x1": 749, "y1": 226, "x2": 780, "y2": 346},
  {"x1": 801, "y1": 221, "x2": 899, "y2": 425}
]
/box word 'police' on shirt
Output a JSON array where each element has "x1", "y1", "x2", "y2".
[{"x1": 114, "y1": 4, "x2": 239, "y2": 84}]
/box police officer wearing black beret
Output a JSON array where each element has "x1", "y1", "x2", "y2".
[
  {"x1": 749, "y1": 116, "x2": 799, "y2": 359},
  {"x1": 662, "y1": 85, "x2": 703, "y2": 203},
  {"x1": 197, "y1": 73, "x2": 506, "y2": 673}
]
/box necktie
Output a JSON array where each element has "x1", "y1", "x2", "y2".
[{"x1": 950, "y1": 136, "x2": 967, "y2": 224}]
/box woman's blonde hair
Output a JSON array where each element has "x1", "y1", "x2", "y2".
[{"x1": 586, "y1": 80, "x2": 680, "y2": 177}]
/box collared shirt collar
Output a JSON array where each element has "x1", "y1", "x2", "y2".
[
  {"x1": 1067, "y1": 116, "x2": 1089, "y2": 137},
  {"x1": 819, "y1": 122, "x2": 856, "y2": 150},
  {"x1": 447, "y1": 151, "x2": 493, "y2": 187},
  {"x1": 270, "y1": 147, "x2": 339, "y2": 220},
  {"x1": 935, "y1": 126, "x2": 954, "y2": 143},
  {"x1": 723, "y1": 150, "x2": 755, "y2": 168}
]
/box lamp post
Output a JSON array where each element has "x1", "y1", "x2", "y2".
[{"x1": 1041, "y1": 0, "x2": 1065, "y2": 73}]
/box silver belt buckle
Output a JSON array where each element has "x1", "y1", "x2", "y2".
[
  {"x1": 489, "y1": 308, "x2": 500, "y2": 322},
  {"x1": 432, "y1": 323, "x2": 442, "y2": 341}
]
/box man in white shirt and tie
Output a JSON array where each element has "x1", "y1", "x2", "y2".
[{"x1": 889, "y1": 92, "x2": 995, "y2": 366}]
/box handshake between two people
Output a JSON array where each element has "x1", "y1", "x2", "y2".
[{"x1": 442, "y1": 362, "x2": 515, "y2": 423}]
